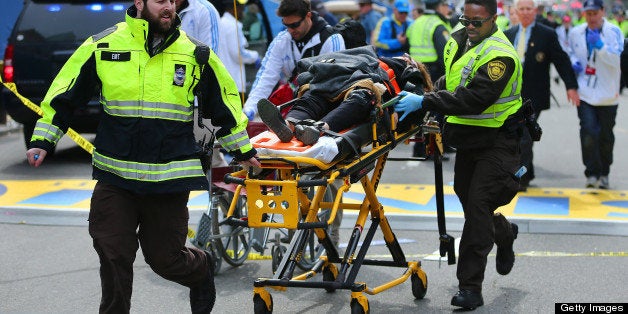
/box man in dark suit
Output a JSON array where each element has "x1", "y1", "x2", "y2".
[{"x1": 504, "y1": 0, "x2": 579, "y2": 190}]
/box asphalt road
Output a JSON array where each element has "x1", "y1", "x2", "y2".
[{"x1": 1, "y1": 224, "x2": 626, "y2": 313}]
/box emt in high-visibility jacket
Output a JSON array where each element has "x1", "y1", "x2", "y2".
[
  {"x1": 25, "y1": 1, "x2": 259, "y2": 313},
  {"x1": 393, "y1": 1, "x2": 523, "y2": 310},
  {"x1": 407, "y1": 0, "x2": 451, "y2": 81}
]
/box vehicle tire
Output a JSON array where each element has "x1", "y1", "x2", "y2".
[{"x1": 211, "y1": 192, "x2": 252, "y2": 267}]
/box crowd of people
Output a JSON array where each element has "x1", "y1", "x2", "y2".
[{"x1": 23, "y1": 0, "x2": 624, "y2": 312}]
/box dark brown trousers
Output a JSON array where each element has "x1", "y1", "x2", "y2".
[
  {"x1": 88, "y1": 182, "x2": 209, "y2": 313},
  {"x1": 453, "y1": 132, "x2": 520, "y2": 292}
]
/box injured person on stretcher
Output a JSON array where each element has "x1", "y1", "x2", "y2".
[{"x1": 256, "y1": 46, "x2": 432, "y2": 155}]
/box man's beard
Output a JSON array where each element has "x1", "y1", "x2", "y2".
[{"x1": 141, "y1": 5, "x2": 173, "y2": 35}]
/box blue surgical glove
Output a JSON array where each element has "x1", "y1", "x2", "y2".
[
  {"x1": 243, "y1": 107, "x2": 255, "y2": 121},
  {"x1": 572, "y1": 61, "x2": 583, "y2": 74},
  {"x1": 394, "y1": 91, "x2": 423, "y2": 121},
  {"x1": 254, "y1": 57, "x2": 262, "y2": 69},
  {"x1": 586, "y1": 29, "x2": 604, "y2": 50}
]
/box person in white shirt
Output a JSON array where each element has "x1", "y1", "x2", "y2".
[
  {"x1": 567, "y1": 0, "x2": 623, "y2": 189},
  {"x1": 218, "y1": 0, "x2": 260, "y2": 98},
  {"x1": 176, "y1": 0, "x2": 221, "y2": 52},
  {"x1": 556, "y1": 14, "x2": 573, "y2": 54},
  {"x1": 242, "y1": 0, "x2": 345, "y2": 120}
]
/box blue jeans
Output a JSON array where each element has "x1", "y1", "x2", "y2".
[{"x1": 577, "y1": 101, "x2": 618, "y2": 178}]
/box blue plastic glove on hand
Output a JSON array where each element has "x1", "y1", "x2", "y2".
[
  {"x1": 254, "y1": 58, "x2": 262, "y2": 69},
  {"x1": 394, "y1": 91, "x2": 423, "y2": 121},
  {"x1": 243, "y1": 107, "x2": 255, "y2": 121},
  {"x1": 586, "y1": 29, "x2": 604, "y2": 50},
  {"x1": 572, "y1": 61, "x2": 583, "y2": 74}
]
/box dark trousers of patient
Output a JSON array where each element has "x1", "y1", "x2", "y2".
[
  {"x1": 286, "y1": 88, "x2": 376, "y2": 132},
  {"x1": 89, "y1": 182, "x2": 209, "y2": 314},
  {"x1": 453, "y1": 132, "x2": 520, "y2": 292}
]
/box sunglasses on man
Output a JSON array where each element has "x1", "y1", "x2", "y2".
[
  {"x1": 458, "y1": 16, "x2": 493, "y2": 27},
  {"x1": 283, "y1": 17, "x2": 305, "y2": 29}
]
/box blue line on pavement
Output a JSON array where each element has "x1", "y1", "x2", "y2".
[
  {"x1": 17, "y1": 189, "x2": 92, "y2": 206},
  {"x1": 514, "y1": 196, "x2": 569, "y2": 216},
  {"x1": 345, "y1": 191, "x2": 464, "y2": 212},
  {"x1": 602, "y1": 201, "x2": 628, "y2": 208},
  {"x1": 608, "y1": 212, "x2": 628, "y2": 218},
  {"x1": 188, "y1": 193, "x2": 210, "y2": 207}
]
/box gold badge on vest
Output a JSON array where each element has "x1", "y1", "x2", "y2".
[
  {"x1": 535, "y1": 51, "x2": 545, "y2": 62},
  {"x1": 487, "y1": 60, "x2": 506, "y2": 81}
]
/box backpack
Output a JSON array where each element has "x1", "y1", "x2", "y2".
[{"x1": 321, "y1": 18, "x2": 368, "y2": 50}]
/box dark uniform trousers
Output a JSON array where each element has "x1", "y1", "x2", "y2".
[
  {"x1": 89, "y1": 182, "x2": 209, "y2": 313},
  {"x1": 453, "y1": 131, "x2": 520, "y2": 292}
]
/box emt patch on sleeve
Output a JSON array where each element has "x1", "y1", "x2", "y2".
[{"x1": 487, "y1": 60, "x2": 506, "y2": 81}]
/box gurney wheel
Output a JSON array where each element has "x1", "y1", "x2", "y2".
[
  {"x1": 253, "y1": 291, "x2": 273, "y2": 313},
  {"x1": 212, "y1": 193, "x2": 252, "y2": 267},
  {"x1": 271, "y1": 244, "x2": 287, "y2": 273},
  {"x1": 322, "y1": 264, "x2": 338, "y2": 293},
  {"x1": 296, "y1": 184, "x2": 336, "y2": 271},
  {"x1": 410, "y1": 271, "x2": 428, "y2": 299},
  {"x1": 350, "y1": 295, "x2": 369, "y2": 314}
]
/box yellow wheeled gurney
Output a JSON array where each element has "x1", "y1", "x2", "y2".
[{"x1": 222, "y1": 99, "x2": 449, "y2": 313}]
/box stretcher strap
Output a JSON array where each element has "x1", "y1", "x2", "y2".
[
  {"x1": 378, "y1": 60, "x2": 401, "y2": 95},
  {"x1": 323, "y1": 129, "x2": 361, "y2": 158}
]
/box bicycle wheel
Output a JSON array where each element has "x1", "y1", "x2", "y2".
[
  {"x1": 296, "y1": 184, "x2": 336, "y2": 271},
  {"x1": 211, "y1": 191, "x2": 252, "y2": 267},
  {"x1": 191, "y1": 211, "x2": 223, "y2": 274}
]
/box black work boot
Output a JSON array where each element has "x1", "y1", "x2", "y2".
[
  {"x1": 451, "y1": 289, "x2": 484, "y2": 310},
  {"x1": 190, "y1": 251, "x2": 216, "y2": 314},
  {"x1": 257, "y1": 98, "x2": 293, "y2": 142},
  {"x1": 294, "y1": 124, "x2": 322, "y2": 145},
  {"x1": 496, "y1": 222, "x2": 518, "y2": 275}
]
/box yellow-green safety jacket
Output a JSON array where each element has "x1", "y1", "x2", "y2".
[
  {"x1": 443, "y1": 30, "x2": 522, "y2": 128},
  {"x1": 407, "y1": 14, "x2": 451, "y2": 63},
  {"x1": 30, "y1": 6, "x2": 255, "y2": 193}
]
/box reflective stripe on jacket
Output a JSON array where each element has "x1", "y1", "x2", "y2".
[
  {"x1": 31, "y1": 7, "x2": 254, "y2": 192},
  {"x1": 444, "y1": 30, "x2": 522, "y2": 128}
]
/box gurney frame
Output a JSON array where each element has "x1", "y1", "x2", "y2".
[{"x1": 223, "y1": 110, "x2": 443, "y2": 313}]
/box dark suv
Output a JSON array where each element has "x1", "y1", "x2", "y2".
[{"x1": 2, "y1": 0, "x2": 133, "y2": 149}]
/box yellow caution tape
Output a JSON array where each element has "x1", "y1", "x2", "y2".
[
  {"x1": 0, "y1": 77, "x2": 94, "y2": 155},
  {"x1": 187, "y1": 227, "x2": 196, "y2": 239}
]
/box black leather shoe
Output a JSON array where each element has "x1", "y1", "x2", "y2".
[
  {"x1": 257, "y1": 98, "x2": 293, "y2": 142},
  {"x1": 294, "y1": 124, "x2": 321, "y2": 145},
  {"x1": 190, "y1": 252, "x2": 216, "y2": 314},
  {"x1": 496, "y1": 223, "x2": 518, "y2": 275},
  {"x1": 451, "y1": 289, "x2": 483, "y2": 310}
]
